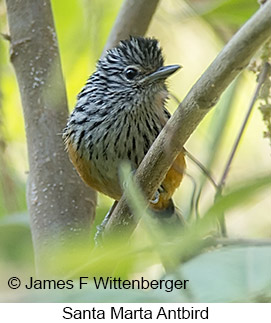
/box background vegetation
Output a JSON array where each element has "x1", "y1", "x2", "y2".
[{"x1": 0, "y1": 0, "x2": 270, "y2": 302}]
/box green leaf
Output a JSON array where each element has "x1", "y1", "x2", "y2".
[
  {"x1": 8, "y1": 246, "x2": 271, "y2": 303},
  {"x1": 204, "y1": 174, "x2": 271, "y2": 220},
  {"x1": 165, "y1": 174, "x2": 271, "y2": 263},
  {"x1": 178, "y1": 245, "x2": 271, "y2": 302}
]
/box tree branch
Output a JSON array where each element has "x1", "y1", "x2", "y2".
[
  {"x1": 104, "y1": 1, "x2": 271, "y2": 237},
  {"x1": 5, "y1": 0, "x2": 96, "y2": 275},
  {"x1": 102, "y1": 0, "x2": 160, "y2": 54}
]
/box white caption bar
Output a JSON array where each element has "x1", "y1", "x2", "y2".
[{"x1": 1, "y1": 303, "x2": 270, "y2": 322}]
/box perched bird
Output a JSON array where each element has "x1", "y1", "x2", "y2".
[{"x1": 63, "y1": 36, "x2": 186, "y2": 228}]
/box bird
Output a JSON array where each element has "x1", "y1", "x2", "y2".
[{"x1": 63, "y1": 36, "x2": 186, "y2": 232}]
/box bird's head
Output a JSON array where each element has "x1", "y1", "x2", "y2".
[{"x1": 94, "y1": 36, "x2": 180, "y2": 108}]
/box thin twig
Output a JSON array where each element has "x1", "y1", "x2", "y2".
[
  {"x1": 182, "y1": 171, "x2": 198, "y2": 220},
  {"x1": 217, "y1": 62, "x2": 270, "y2": 190},
  {"x1": 215, "y1": 62, "x2": 270, "y2": 237},
  {"x1": 185, "y1": 150, "x2": 218, "y2": 189}
]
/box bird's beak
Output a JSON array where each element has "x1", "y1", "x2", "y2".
[{"x1": 146, "y1": 64, "x2": 181, "y2": 82}]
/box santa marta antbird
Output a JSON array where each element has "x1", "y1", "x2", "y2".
[{"x1": 63, "y1": 36, "x2": 186, "y2": 230}]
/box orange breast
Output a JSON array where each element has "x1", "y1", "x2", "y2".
[
  {"x1": 67, "y1": 139, "x2": 185, "y2": 211},
  {"x1": 67, "y1": 141, "x2": 122, "y2": 200}
]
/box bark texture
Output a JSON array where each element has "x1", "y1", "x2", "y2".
[{"x1": 6, "y1": 0, "x2": 96, "y2": 275}]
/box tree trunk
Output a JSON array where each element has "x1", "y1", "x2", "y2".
[{"x1": 6, "y1": 0, "x2": 96, "y2": 276}]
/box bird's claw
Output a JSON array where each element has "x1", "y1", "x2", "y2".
[{"x1": 149, "y1": 190, "x2": 160, "y2": 204}]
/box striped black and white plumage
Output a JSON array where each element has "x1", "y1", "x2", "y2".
[{"x1": 63, "y1": 36, "x2": 183, "y2": 208}]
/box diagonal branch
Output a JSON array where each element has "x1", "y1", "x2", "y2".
[
  {"x1": 103, "y1": 0, "x2": 160, "y2": 54},
  {"x1": 104, "y1": 0, "x2": 271, "y2": 238},
  {"x1": 5, "y1": 0, "x2": 96, "y2": 275}
]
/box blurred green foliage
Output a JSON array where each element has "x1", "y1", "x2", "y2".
[
  {"x1": 0, "y1": 0, "x2": 271, "y2": 302},
  {"x1": 8, "y1": 245, "x2": 271, "y2": 303},
  {"x1": 190, "y1": 0, "x2": 259, "y2": 26}
]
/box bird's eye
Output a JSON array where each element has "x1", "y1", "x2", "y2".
[{"x1": 124, "y1": 67, "x2": 138, "y2": 80}]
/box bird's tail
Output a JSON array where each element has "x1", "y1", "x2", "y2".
[{"x1": 150, "y1": 198, "x2": 185, "y2": 227}]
